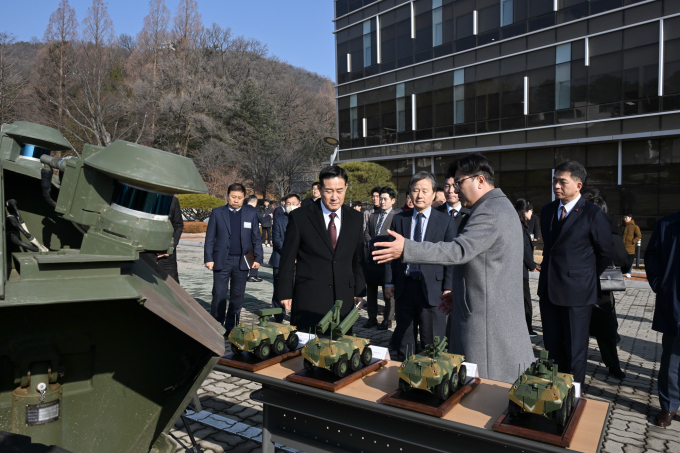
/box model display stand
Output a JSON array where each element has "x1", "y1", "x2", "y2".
[
  {"x1": 218, "y1": 347, "x2": 302, "y2": 372},
  {"x1": 286, "y1": 356, "x2": 387, "y2": 391},
  {"x1": 492, "y1": 397, "x2": 587, "y2": 448},
  {"x1": 381, "y1": 376, "x2": 481, "y2": 417}
]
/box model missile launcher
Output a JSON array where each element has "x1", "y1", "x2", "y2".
[
  {"x1": 229, "y1": 308, "x2": 299, "y2": 359},
  {"x1": 508, "y1": 350, "x2": 576, "y2": 427},
  {"x1": 302, "y1": 300, "x2": 372, "y2": 378},
  {"x1": 398, "y1": 336, "x2": 467, "y2": 400}
]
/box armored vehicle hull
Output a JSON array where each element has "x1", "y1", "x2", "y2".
[
  {"x1": 229, "y1": 308, "x2": 299, "y2": 359},
  {"x1": 302, "y1": 335, "x2": 371, "y2": 378}
]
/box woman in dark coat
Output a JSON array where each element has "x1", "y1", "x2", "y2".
[
  {"x1": 515, "y1": 199, "x2": 538, "y2": 337},
  {"x1": 525, "y1": 201, "x2": 541, "y2": 250}
]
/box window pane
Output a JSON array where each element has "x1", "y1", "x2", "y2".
[
  {"x1": 501, "y1": 0, "x2": 514, "y2": 27},
  {"x1": 529, "y1": 65, "x2": 556, "y2": 113},
  {"x1": 664, "y1": 17, "x2": 680, "y2": 95},
  {"x1": 555, "y1": 63, "x2": 571, "y2": 110},
  {"x1": 556, "y1": 43, "x2": 571, "y2": 64},
  {"x1": 434, "y1": 87, "x2": 453, "y2": 127},
  {"x1": 433, "y1": 7, "x2": 443, "y2": 46},
  {"x1": 476, "y1": 77, "x2": 501, "y2": 121},
  {"x1": 501, "y1": 73, "x2": 525, "y2": 118}
]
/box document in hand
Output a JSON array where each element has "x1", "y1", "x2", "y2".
[{"x1": 244, "y1": 251, "x2": 255, "y2": 269}]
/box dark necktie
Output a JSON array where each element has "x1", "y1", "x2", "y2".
[
  {"x1": 376, "y1": 210, "x2": 385, "y2": 235},
  {"x1": 560, "y1": 206, "x2": 567, "y2": 221},
  {"x1": 409, "y1": 213, "x2": 424, "y2": 278},
  {"x1": 451, "y1": 209, "x2": 457, "y2": 218},
  {"x1": 328, "y1": 212, "x2": 337, "y2": 249}
]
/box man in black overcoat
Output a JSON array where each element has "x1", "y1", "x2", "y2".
[
  {"x1": 155, "y1": 196, "x2": 183, "y2": 283},
  {"x1": 278, "y1": 166, "x2": 366, "y2": 333}
]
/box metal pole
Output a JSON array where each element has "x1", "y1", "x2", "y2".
[{"x1": 635, "y1": 239, "x2": 642, "y2": 270}]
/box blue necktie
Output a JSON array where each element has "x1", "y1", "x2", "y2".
[
  {"x1": 409, "y1": 213, "x2": 423, "y2": 278},
  {"x1": 376, "y1": 210, "x2": 385, "y2": 235}
]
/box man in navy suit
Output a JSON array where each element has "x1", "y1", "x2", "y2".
[
  {"x1": 269, "y1": 193, "x2": 300, "y2": 322},
  {"x1": 538, "y1": 161, "x2": 613, "y2": 384},
  {"x1": 205, "y1": 183, "x2": 263, "y2": 334},
  {"x1": 384, "y1": 171, "x2": 456, "y2": 361}
]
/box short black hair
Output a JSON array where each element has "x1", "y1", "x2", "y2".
[
  {"x1": 311, "y1": 181, "x2": 321, "y2": 189},
  {"x1": 591, "y1": 197, "x2": 608, "y2": 214},
  {"x1": 447, "y1": 153, "x2": 495, "y2": 185},
  {"x1": 514, "y1": 198, "x2": 530, "y2": 228},
  {"x1": 245, "y1": 195, "x2": 258, "y2": 204},
  {"x1": 436, "y1": 187, "x2": 445, "y2": 194},
  {"x1": 319, "y1": 166, "x2": 348, "y2": 185},
  {"x1": 379, "y1": 187, "x2": 397, "y2": 199},
  {"x1": 228, "y1": 183, "x2": 246, "y2": 195},
  {"x1": 285, "y1": 193, "x2": 301, "y2": 203},
  {"x1": 581, "y1": 187, "x2": 601, "y2": 200},
  {"x1": 554, "y1": 161, "x2": 587, "y2": 183},
  {"x1": 371, "y1": 186, "x2": 382, "y2": 195}
]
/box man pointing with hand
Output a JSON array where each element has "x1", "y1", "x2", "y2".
[{"x1": 372, "y1": 154, "x2": 534, "y2": 383}]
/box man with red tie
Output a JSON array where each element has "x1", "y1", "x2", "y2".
[
  {"x1": 538, "y1": 161, "x2": 613, "y2": 384},
  {"x1": 277, "y1": 166, "x2": 366, "y2": 333}
]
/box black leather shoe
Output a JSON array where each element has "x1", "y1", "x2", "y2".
[
  {"x1": 254, "y1": 277, "x2": 263, "y2": 282},
  {"x1": 608, "y1": 367, "x2": 626, "y2": 380},
  {"x1": 363, "y1": 318, "x2": 378, "y2": 328},
  {"x1": 377, "y1": 320, "x2": 392, "y2": 330},
  {"x1": 247, "y1": 276, "x2": 258, "y2": 282},
  {"x1": 654, "y1": 410, "x2": 677, "y2": 427}
]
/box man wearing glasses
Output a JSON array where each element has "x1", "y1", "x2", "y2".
[{"x1": 372, "y1": 153, "x2": 534, "y2": 384}]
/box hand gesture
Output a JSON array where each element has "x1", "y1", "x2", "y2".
[
  {"x1": 372, "y1": 230, "x2": 405, "y2": 264},
  {"x1": 281, "y1": 299, "x2": 292, "y2": 310},
  {"x1": 437, "y1": 292, "x2": 453, "y2": 315}
]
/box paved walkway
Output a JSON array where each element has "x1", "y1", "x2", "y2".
[{"x1": 170, "y1": 245, "x2": 678, "y2": 453}]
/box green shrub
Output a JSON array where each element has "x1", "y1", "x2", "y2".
[{"x1": 177, "y1": 194, "x2": 224, "y2": 222}]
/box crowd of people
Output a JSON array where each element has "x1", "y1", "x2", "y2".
[{"x1": 198, "y1": 153, "x2": 679, "y2": 429}]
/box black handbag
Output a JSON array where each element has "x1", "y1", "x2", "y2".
[{"x1": 600, "y1": 264, "x2": 626, "y2": 292}]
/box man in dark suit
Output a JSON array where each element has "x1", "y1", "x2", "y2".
[
  {"x1": 269, "y1": 193, "x2": 301, "y2": 323},
  {"x1": 301, "y1": 181, "x2": 321, "y2": 207},
  {"x1": 385, "y1": 172, "x2": 456, "y2": 361},
  {"x1": 278, "y1": 166, "x2": 366, "y2": 333},
  {"x1": 246, "y1": 195, "x2": 272, "y2": 282},
  {"x1": 436, "y1": 167, "x2": 470, "y2": 231},
  {"x1": 645, "y1": 210, "x2": 680, "y2": 427},
  {"x1": 538, "y1": 161, "x2": 613, "y2": 384},
  {"x1": 205, "y1": 183, "x2": 264, "y2": 334},
  {"x1": 363, "y1": 187, "x2": 401, "y2": 330},
  {"x1": 155, "y1": 196, "x2": 183, "y2": 283}
]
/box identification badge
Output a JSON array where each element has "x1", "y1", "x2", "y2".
[{"x1": 244, "y1": 222, "x2": 252, "y2": 229}]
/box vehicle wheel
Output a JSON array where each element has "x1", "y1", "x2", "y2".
[
  {"x1": 436, "y1": 378, "x2": 451, "y2": 400},
  {"x1": 350, "y1": 352, "x2": 361, "y2": 371},
  {"x1": 567, "y1": 386, "x2": 576, "y2": 418},
  {"x1": 360, "y1": 347, "x2": 372, "y2": 366},
  {"x1": 334, "y1": 358, "x2": 349, "y2": 378},
  {"x1": 303, "y1": 359, "x2": 314, "y2": 371},
  {"x1": 286, "y1": 333, "x2": 299, "y2": 351},
  {"x1": 273, "y1": 336, "x2": 285, "y2": 355},
  {"x1": 508, "y1": 400, "x2": 522, "y2": 418},
  {"x1": 255, "y1": 342, "x2": 271, "y2": 360},
  {"x1": 398, "y1": 379, "x2": 410, "y2": 393},
  {"x1": 450, "y1": 372, "x2": 459, "y2": 391},
  {"x1": 458, "y1": 365, "x2": 467, "y2": 387},
  {"x1": 555, "y1": 397, "x2": 568, "y2": 427},
  {"x1": 230, "y1": 342, "x2": 240, "y2": 354}
]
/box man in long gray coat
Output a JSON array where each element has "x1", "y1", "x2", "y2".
[{"x1": 373, "y1": 153, "x2": 535, "y2": 383}]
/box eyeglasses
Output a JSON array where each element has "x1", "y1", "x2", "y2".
[{"x1": 453, "y1": 175, "x2": 479, "y2": 188}]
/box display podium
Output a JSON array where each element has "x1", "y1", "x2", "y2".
[{"x1": 215, "y1": 357, "x2": 610, "y2": 453}]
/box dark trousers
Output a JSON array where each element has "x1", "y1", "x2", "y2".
[
  {"x1": 262, "y1": 227, "x2": 272, "y2": 243},
  {"x1": 589, "y1": 294, "x2": 622, "y2": 372},
  {"x1": 211, "y1": 255, "x2": 249, "y2": 334},
  {"x1": 393, "y1": 277, "x2": 446, "y2": 361},
  {"x1": 249, "y1": 268, "x2": 258, "y2": 278},
  {"x1": 271, "y1": 267, "x2": 285, "y2": 323},
  {"x1": 366, "y1": 283, "x2": 395, "y2": 322},
  {"x1": 523, "y1": 278, "x2": 532, "y2": 332},
  {"x1": 539, "y1": 297, "x2": 592, "y2": 384},
  {"x1": 157, "y1": 255, "x2": 179, "y2": 283},
  {"x1": 659, "y1": 333, "x2": 680, "y2": 412}
]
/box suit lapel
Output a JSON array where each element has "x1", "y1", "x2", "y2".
[
  {"x1": 402, "y1": 212, "x2": 413, "y2": 240},
  {"x1": 240, "y1": 208, "x2": 248, "y2": 248},
  {"x1": 424, "y1": 210, "x2": 439, "y2": 242},
  {"x1": 219, "y1": 206, "x2": 231, "y2": 236},
  {"x1": 554, "y1": 197, "x2": 586, "y2": 245},
  {"x1": 335, "y1": 205, "x2": 352, "y2": 251},
  {"x1": 308, "y1": 201, "x2": 334, "y2": 254}
]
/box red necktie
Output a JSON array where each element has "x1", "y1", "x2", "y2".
[
  {"x1": 451, "y1": 209, "x2": 457, "y2": 218},
  {"x1": 328, "y1": 213, "x2": 337, "y2": 249}
]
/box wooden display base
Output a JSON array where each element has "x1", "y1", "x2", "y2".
[
  {"x1": 285, "y1": 358, "x2": 387, "y2": 392},
  {"x1": 491, "y1": 397, "x2": 587, "y2": 448},
  {"x1": 218, "y1": 347, "x2": 302, "y2": 372},
  {"x1": 380, "y1": 377, "x2": 481, "y2": 418}
]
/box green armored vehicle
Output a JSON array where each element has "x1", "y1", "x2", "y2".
[
  {"x1": 302, "y1": 300, "x2": 372, "y2": 378},
  {"x1": 398, "y1": 336, "x2": 466, "y2": 400},
  {"x1": 229, "y1": 308, "x2": 299, "y2": 359},
  {"x1": 508, "y1": 350, "x2": 576, "y2": 427}
]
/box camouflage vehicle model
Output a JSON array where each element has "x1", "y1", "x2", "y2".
[
  {"x1": 302, "y1": 300, "x2": 372, "y2": 378},
  {"x1": 229, "y1": 308, "x2": 299, "y2": 360},
  {"x1": 397, "y1": 336, "x2": 467, "y2": 400},
  {"x1": 508, "y1": 350, "x2": 576, "y2": 427}
]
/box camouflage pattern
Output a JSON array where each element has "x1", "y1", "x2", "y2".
[
  {"x1": 229, "y1": 308, "x2": 298, "y2": 356},
  {"x1": 301, "y1": 300, "x2": 372, "y2": 377},
  {"x1": 398, "y1": 337, "x2": 466, "y2": 398},
  {"x1": 508, "y1": 349, "x2": 576, "y2": 426}
]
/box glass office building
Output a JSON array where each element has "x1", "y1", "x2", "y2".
[{"x1": 334, "y1": 0, "x2": 680, "y2": 250}]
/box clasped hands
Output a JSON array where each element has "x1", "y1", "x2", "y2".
[{"x1": 204, "y1": 261, "x2": 260, "y2": 270}]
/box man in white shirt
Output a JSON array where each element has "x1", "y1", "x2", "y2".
[{"x1": 436, "y1": 169, "x2": 470, "y2": 231}]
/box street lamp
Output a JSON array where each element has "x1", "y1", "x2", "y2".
[{"x1": 323, "y1": 137, "x2": 339, "y2": 166}]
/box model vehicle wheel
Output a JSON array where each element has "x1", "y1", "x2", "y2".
[
  {"x1": 436, "y1": 378, "x2": 451, "y2": 400},
  {"x1": 230, "y1": 342, "x2": 240, "y2": 354},
  {"x1": 334, "y1": 358, "x2": 349, "y2": 378},
  {"x1": 450, "y1": 372, "x2": 459, "y2": 390},
  {"x1": 508, "y1": 400, "x2": 521, "y2": 418},
  {"x1": 360, "y1": 347, "x2": 372, "y2": 365},
  {"x1": 567, "y1": 386, "x2": 575, "y2": 418},
  {"x1": 273, "y1": 336, "x2": 285, "y2": 355},
  {"x1": 398, "y1": 379, "x2": 410, "y2": 393},
  {"x1": 458, "y1": 365, "x2": 467, "y2": 387},
  {"x1": 303, "y1": 359, "x2": 314, "y2": 371},
  {"x1": 350, "y1": 352, "x2": 361, "y2": 371},
  {"x1": 255, "y1": 342, "x2": 271, "y2": 360},
  {"x1": 555, "y1": 396, "x2": 568, "y2": 427},
  {"x1": 286, "y1": 333, "x2": 300, "y2": 350}
]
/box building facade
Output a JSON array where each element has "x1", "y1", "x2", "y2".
[{"x1": 333, "y1": 0, "x2": 680, "y2": 250}]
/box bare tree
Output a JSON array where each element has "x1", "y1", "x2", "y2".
[
  {"x1": 172, "y1": 0, "x2": 203, "y2": 51},
  {"x1": 0, "y1": 33, "x2": 26, "y2": 125}
]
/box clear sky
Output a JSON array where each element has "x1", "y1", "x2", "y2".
[{"x1": 2, "y1": 0, "x2": 336, "y2": 80}]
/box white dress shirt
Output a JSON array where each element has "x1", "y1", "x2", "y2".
[
  {"x1": 410, "y1": 206, "x2": 432, "y2": 240},
  {"x1": 228, "y1": 206, "x2": 242, "y2": 213},
  {"x1": 321, "y1": 201, "x2": 341, "y2": 240},
  {"x1": 446, "y1": 203, "x2": 462, "y2": 218},
  {"x1": 557, "y1": 194, "x2": 581, "y2": 220}
]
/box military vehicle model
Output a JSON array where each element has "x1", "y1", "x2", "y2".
[
  {"x1": 397, "y1": 336, "x2": 466, "y2": 400},
  {"x1": 302, "y1": 300, "x2": 372, "y2": 378},
  {"x1": 0, "y1": 122, "x2": 224, "y2": 452},
  {"x1": 508, "y1": 350, "x2": 576, "y2": 427},
  {"x1": 228, "y1": 308, "x2": 299, "y2": 359}
]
